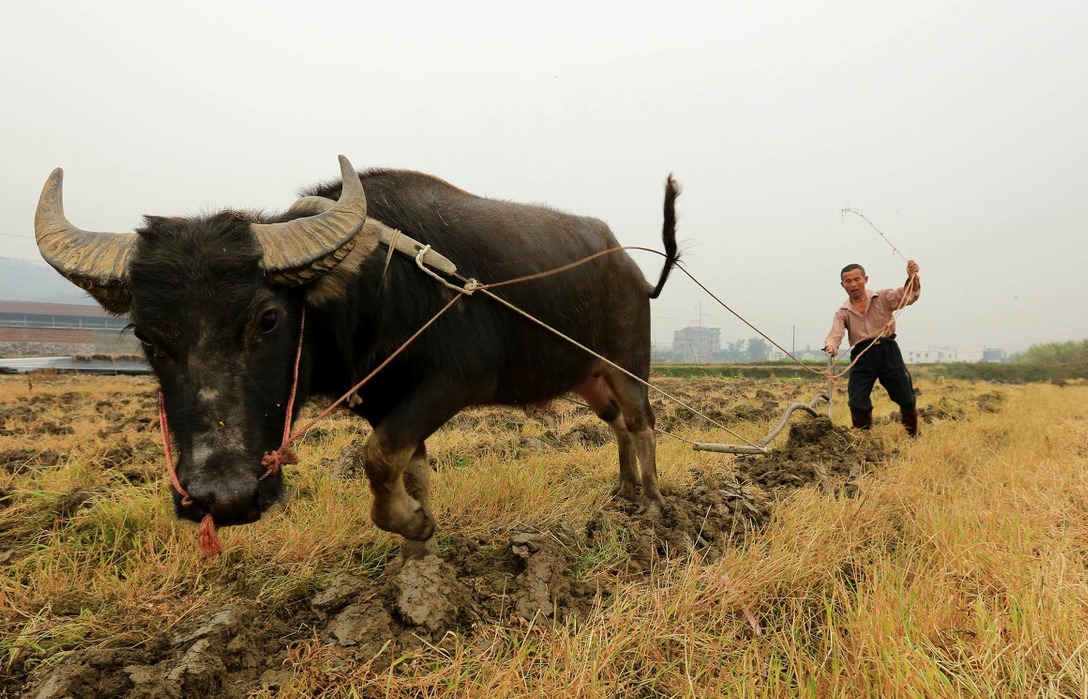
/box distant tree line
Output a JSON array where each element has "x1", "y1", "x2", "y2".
[
  {"x1": 933, "y1": 338, "x2": 1088, "y2": 382},
  {"x1": 1014, "y1": 339, "x2": 1088, "y2": 367},
  {"x1": 718, "y1": 338, "x2": 772, "y2": 363}
]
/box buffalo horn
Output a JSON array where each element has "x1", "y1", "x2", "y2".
[
  {"x1": 283, "y1": 197, "x2": 459, "y2": 278},
  {"x1": 252, "y1": 155, "x2": 368, "y2": 286},
  {"x1": 34, "y1": 167, "x2": 136, "y2": 314}
]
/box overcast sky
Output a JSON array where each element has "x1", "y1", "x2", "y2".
[{"x1": 2, "y1": 1, "x2": 1084, "y2": 355}]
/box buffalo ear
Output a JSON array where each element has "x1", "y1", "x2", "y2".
[{"x1": 81, "y1": 283, "x2": 132, "y2": 316}]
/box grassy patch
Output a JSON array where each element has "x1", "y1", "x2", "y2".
[{"x1": 2, "y1": 375, "x2": 1087, "y2": 696}]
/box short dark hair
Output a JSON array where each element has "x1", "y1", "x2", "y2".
[{"x1": 840, "y1": 263, "x2": 865, "y2": 277}]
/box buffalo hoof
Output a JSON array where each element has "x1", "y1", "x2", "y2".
[
  {"x1": 371, "y1": 502, "x2": 435, "y2": 542},
  {"x1": 396, "y1": 506, "x2": 435, "y2": 542},
  {"x1": 611, "y1": 481, "x2": 640, "y2": 503},
  {"x1": 637, "y1": 497, "x2": 665, "y2": 519},
  {"x1": 400, "y1": 536, "x2": 440, "y2": 561}
]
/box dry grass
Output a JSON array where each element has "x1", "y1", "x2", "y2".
[{"x1": 2, "y1": 375, "x2": 1087, "y2": 697}]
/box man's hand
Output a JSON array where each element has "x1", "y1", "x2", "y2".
[
  {"x1": 904, "y1": 259, "x2": 921, "y2": 293},
  {"x1": 824, "y1": 345, "x2": 837, "y2": 356}
]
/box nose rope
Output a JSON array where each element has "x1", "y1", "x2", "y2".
[
  {"x1": 158, "y1": 393, "x2": 223, "y2": 556},
  {"x1": 157, "y1": 306, "x2": 308, "y2": 557}
]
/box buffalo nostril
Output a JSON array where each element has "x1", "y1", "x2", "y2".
[{"x1": 184, "y1": 481, "x2": 261, "y2": 525}]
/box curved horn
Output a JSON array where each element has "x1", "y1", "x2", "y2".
[
  {"x1": 283, "y1": 195, "x2": 338, "y2": 218},
  {"x1": 252, "y1": 155, "x2": 368, "y2": 286},
  {"x1": 34, "y1": 168, "x2": 136, "y2": 314}
]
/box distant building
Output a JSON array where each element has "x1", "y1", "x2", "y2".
[
  {"x1": 904, "y1": 347, "x2": 958, "y2": 364},
  {"x1": 791, "y1": 348, "x2": 827, "y2": 362},
  {"x1": 0, "y1": 300, "x2": 136, "y2": 357},
  {"x1": 672, "y1": 326, "x2": 720, "y2": 363}
]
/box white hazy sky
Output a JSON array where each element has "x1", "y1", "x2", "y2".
[{"x1": 2, "y1": 1, "x2": 1085, "y2": 355}]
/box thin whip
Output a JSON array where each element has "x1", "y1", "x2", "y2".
[{"x1": 841, "y1": 208, "x2": 909, "y2": 262}]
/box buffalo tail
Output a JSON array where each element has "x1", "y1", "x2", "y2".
[{"x1": 648, "y1": 174, "x2": 680, "y2": 299}]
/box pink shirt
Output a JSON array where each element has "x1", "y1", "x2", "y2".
[{"x1": 825, "y1": 284, "x2": 921, "y2": 350}]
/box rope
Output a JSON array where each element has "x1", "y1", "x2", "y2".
[
  {"x1": 259, "y1": 306, "x2": 307, "y2": 480},
  {"x1": 158, "y1": 393, "x2": 223, "y2": 556},
  {"x1": 414, "y1": 253, "x2": 763, "y2": 448},
  {"x1": 284, "y1": 294, "x2": 465, "y2": 444},
  {"x1": 841, "y1": 208, "x2": 909, "y2": 262}
]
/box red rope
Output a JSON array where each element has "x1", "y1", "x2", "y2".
[
  {"x1": 259, "y1": 307, "x2": 306, "y2": 480},
  {"x1": 284, "y1": 294, "x2": 464, "y2": 443},
  {"x1": 159, "y1": 393, "x2": 188, "y2": 507},
  {"x1": 159, "y1": 393, "x2": 223, "y2": 556}
]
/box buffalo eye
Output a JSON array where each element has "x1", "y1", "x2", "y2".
[
  {"x1": 133, "y1": 328, "x2": 160, "y2": 352},
  {"x1": 259, "y1": 310, "x2": 279, "y2": 334},
  {"x1": 133, "y1": 329, "x2": 165, "y2": 359}
]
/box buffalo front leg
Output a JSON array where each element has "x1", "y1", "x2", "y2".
[
  {"x1": 363, "y1": 432, "x2": 436, "y2": 542},
  {"x1": 400, "y1": 443, "x2": 440, "y2": 559}
]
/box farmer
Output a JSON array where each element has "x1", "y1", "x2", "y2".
[{"x1": 824, "y1": 260, "x2": 921, "y2": 437}]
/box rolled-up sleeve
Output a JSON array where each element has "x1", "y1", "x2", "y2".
[
  {"x1": 886, "y1": 284, "x2": 921, "y2": 308},
  {"x1": 825, "y1": 309, "x2": 848, "y2": 351}
]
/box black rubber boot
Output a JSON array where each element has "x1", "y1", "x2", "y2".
[
  {"x1": 850, "y1": 408, "x2": 873, "y2": 430},
  {"x1": 900, "y1": 407, "x2": 919, "y2": 439}
]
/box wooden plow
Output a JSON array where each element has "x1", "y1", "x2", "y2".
[{"x1": 687, "y1": 357, "x2": 834, "y2": 455}]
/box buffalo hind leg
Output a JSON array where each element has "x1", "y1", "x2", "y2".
[
  {"x1": 603, "y1": 369, "x2": 665, "y2": 515},
  {"x1": 575, "y1": 372, "x2": 663, "y2": 513},
  {"x1": 630, "y1": 424, "x2": 663, "y2": 514},
  {"x1": 607, "y1": 417, "x2": 641, "y2": 502},
  {"x1": 363, "y1": 431, "x2": 436, "y2": 543},
  {"x1": 576, "y1": 375, "x2": 640, "y2": 502}
]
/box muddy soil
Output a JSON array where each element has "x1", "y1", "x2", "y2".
[{"x1": 5, "y1": 377, "x2": 907, "y2": 698}]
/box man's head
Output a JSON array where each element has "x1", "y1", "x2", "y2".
[{"x1": 839, "y1": 263, "x2": 868, "y2": 301}]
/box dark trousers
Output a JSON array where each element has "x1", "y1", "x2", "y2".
[{"x1": 847, "y1": 338, "x2": 916, "y2": 413}]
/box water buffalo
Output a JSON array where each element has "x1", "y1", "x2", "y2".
[{"x1": 35, "y1": 156, "x2": 679, "y2": 556}]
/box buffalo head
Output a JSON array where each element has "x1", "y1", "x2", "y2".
[{"x1": 34, "y1": 157, "x2": 368, "y2": 526}]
